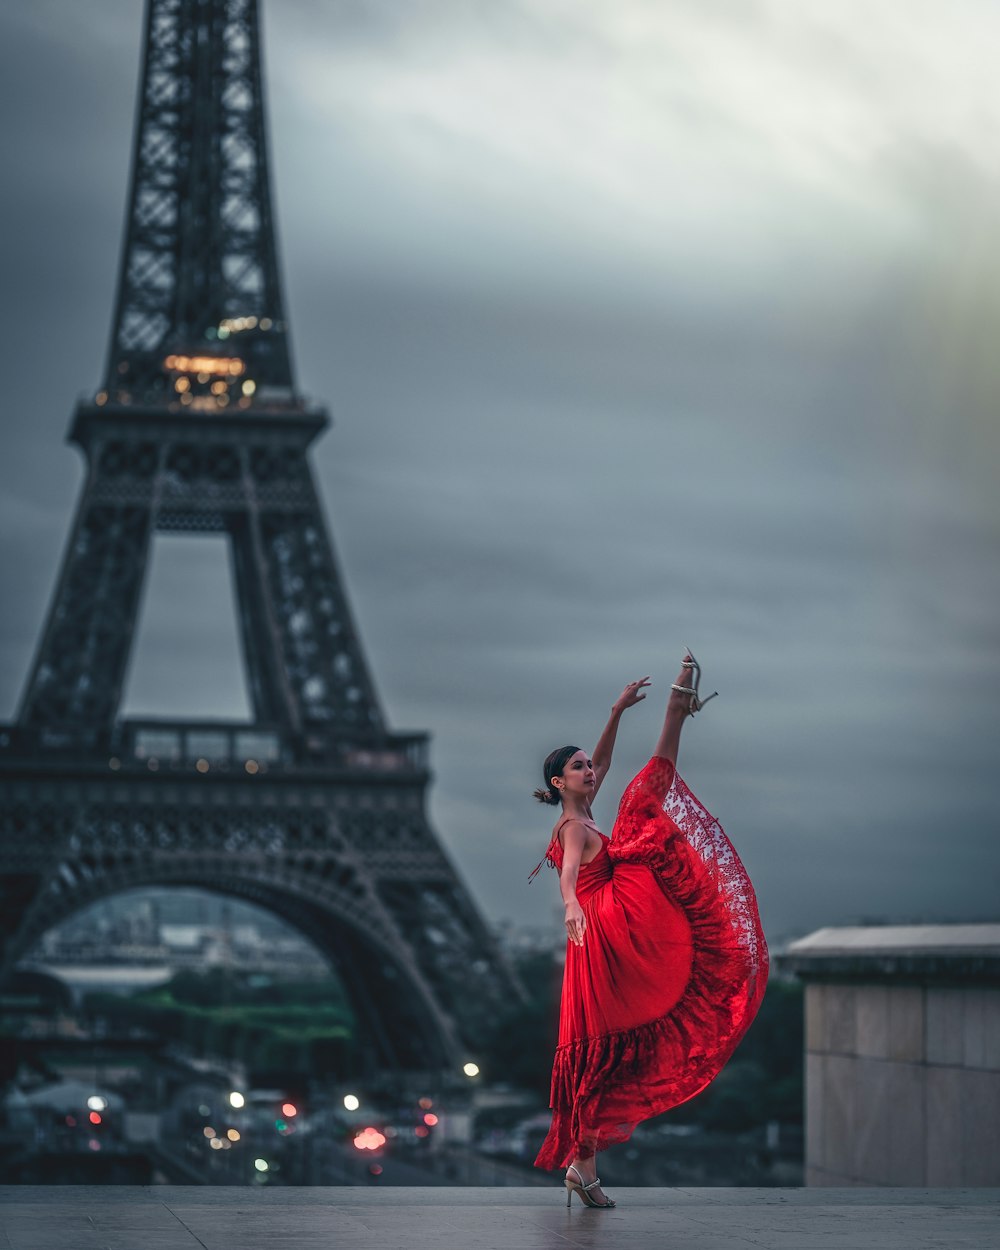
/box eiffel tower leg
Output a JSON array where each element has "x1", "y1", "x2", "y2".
[
  {"x1": 246, "y1": 452, "x2": 385, "y2": 735},
  {"x1": 229, "y1": 513, "x2": 301, "y2": 731},
  {"x1": 18, "y1": 490, "x2": 152, "y2": 741}
]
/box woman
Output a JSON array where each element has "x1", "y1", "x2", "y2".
[{"x1": 529, "y1": 651, "x2": 768, "y2": 1207}]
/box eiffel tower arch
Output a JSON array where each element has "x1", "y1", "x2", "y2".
[{"x1": 0, "y1": 0, "x2": 522, "y2": 1074}]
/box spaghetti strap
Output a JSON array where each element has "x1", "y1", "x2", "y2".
[
  {"x1": 552, "y1": 815, "x2": 572, "y2": 843},
  {"x1": 528, "y1": 816, "x2": 570, "y2": 883}
]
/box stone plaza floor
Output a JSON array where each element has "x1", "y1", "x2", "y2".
[{"x1": 1, "y1": 1186, "x2": 998, "y2": 1250}]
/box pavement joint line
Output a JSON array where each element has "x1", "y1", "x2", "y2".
[{"x1": 161, "y1": 1201, "x2": 211, "y2": 1250}]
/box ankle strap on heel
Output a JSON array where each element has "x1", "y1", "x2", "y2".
[{"x1": 566, "y1": 1164, "x2": 603, "y2": 1190}]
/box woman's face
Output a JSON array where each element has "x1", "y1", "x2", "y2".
[{"x1": 553, "y1": 750, "x2": 596, "y2": 801}]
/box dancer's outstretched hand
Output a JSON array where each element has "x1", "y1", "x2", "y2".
[{"x1": 614, "y1": 677, "x2": 651, "y2": 712}]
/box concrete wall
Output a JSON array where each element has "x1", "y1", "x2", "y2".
[{"x1": 804, "y1": 981, "x2": 1000, "y2": 1186}]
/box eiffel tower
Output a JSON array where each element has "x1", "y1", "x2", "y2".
[{"x1": 0, "y1": 0, "x2": 521, "y2": 1074}]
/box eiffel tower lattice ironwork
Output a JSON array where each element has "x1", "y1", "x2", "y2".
[{"x1": 0, "y1": 0, "x2": 522, "y2": 1074}]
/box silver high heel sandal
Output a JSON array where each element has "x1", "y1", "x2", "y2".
[
  {"x1": 564, "y1": 1162, "x2": 616, "y2": 1208},
  {"x1": 670, "y1": 646, "x2": 718, "y2": 716}
]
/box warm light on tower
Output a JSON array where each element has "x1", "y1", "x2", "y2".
[{"x1": 163, "y1": 354, "x2": 245, "y2": 376}]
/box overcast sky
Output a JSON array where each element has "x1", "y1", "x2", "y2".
[{"x1": 1, "y1": 0, "x2": 997, "y2": 948}]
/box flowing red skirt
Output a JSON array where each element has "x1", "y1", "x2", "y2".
[{"x1": 531, "y1": 755, "x2": 768, "y2": 1170}]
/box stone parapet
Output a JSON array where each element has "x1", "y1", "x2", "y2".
[{"x1": 785, "y1": 924, "x2": 1000, "y2": 1187}]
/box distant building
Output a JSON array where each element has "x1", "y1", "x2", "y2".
[
  {"x1": 29, "y1": 890, "x2": 329, "y2": 978},
  {"x1": 783, "y1": 924, "x2": 1000, "y2": 1186}
]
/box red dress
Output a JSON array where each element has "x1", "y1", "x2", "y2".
[{"x1": 530, "y1": 755, "x2": 768, "y2": 1170}]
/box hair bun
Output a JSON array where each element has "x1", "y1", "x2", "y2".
[{"x1": 532, "y1": 787, "x2": 556, "y2": 805}]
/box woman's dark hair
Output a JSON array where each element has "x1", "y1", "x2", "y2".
[{"x1": 532, "y1": 744, "x2": 582, "y2": 805}]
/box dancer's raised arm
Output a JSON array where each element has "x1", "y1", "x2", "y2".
[{"x1": 590, "y1": 678, "x2": 650, "y2": 799}]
